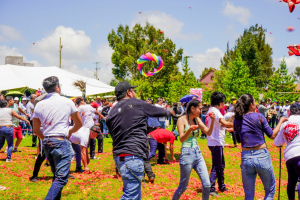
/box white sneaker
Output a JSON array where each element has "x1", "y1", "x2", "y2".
[{"x1": 6, "y1": 159, "x2": 12, "y2": 162}]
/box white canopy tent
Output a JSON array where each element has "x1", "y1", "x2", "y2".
[{"x1": 0, "y1": 65, "x2": 115, "y2": 96}]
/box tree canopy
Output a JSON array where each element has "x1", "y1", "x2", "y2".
[{"x1": 221, "y1": 24, "x2": 274, "y2": 88}]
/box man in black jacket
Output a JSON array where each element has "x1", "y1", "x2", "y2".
[{"x1": 106, "y1": 81, "x2": 174, "y2": 200}]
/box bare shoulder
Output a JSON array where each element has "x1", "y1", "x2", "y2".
[{"x1": 178, "y1": 115, "x2": 187, "y2": 124}]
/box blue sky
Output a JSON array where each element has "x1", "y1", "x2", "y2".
[{"x1": 0, "y1": 0, "x2": 299, "y2": 83}]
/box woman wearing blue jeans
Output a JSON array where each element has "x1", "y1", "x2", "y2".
[
  {"x1": 173, "y1": 100, "x2": 215, "y2": 200},
  {"x1": 0, "y1": 100, "x2": 30, "y2": 162},
  {"x1": 233, "y1": 94, "x2": 287, "y2": 200}
]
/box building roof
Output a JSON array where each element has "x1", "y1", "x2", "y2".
[{"x1": 199, "y1": 69, "x2": 216, "y2": 83}]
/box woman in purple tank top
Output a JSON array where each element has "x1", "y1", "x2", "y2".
[{"x1": 233, "y1": 94, "x2": 287, "y2": 200}]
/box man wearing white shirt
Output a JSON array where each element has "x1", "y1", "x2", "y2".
[
  {"x1": 26, "y1": 94, "x2": 37, "y2": 147},
  {"x1": 20, "y1": 98, "x2": 28, "y2": 137},
  {"x1": 33, "y1": 76, "x2": 82, "y2": 200},
  {"x1": 206, "y1": 91, "x2": 233, "y2": 196},
  {"x1": 282, "y1": 100, "x2": 290, "y2": 118},
  {"x1": 155, "y1": 98, "x2": 166, "y2": 128}
]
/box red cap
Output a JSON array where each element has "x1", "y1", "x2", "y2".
[{"x1": 90, "y1": 102, "x2": 99, "y2": 108}]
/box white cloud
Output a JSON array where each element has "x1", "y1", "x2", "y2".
[
  {"x1": 131, "y1": 11, "x2": 201, "y2": 40},
  {"x1": 30, "y1": 26, "x2": 92, "y2": 67},
  {"x1": 279, "y1": 56, "x2": 300, "y2": 73},
  {"x1": 0, "y1": 25, "x2": 23, "y2": 42},
  {"x1": 95, "y1": 43, "x2": 114, "y2": 84},
  {"x1": 223, "y1": 2, "x2": 251, "y2": 25},
  {"x1": 0, "y1": 45, "x2": 41, "y2": 66},
  {"x1": 190, "y1": 47, "x2": 224, "y2": 76}
]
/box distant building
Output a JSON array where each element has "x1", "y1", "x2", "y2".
[
  {"x1": 5, "y1": 56, "x2": 34, "y2": 67},
  {"x1": 199, "y1": 69, "x2": 215, "y2": 88}
]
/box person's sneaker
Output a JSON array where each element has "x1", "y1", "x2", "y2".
[
  {"x1": 5, "y1": 159, "x2": 12, "y2": 162},
  {"x1": 149, "y1": 177, "x2": 155, "y2": 184},
  {"x1": 98, "y1": 151, "x2": 103, "y2": 153},
  {"x1": 75, "y1": 167, "x2": 84, "y2": 173},
  {"x1": 30, "y1": 177, "x2": 38, "y2": 182},
  {"x1": 0, "y1": 185, "x2": 7, "y2": 190},
  {"x1": 219, "y1": 187, "x2": 229, "y2": 193},
  {"x1": 12, "y1": 149, "x2": 21, "y2": 152},
  {"x1": 44, "y1": 163, "x2": 50, "y2": 167},
  {"x1": 210, "y1": 191, "x2": 220, "y2": 197},
  {"x1": 69, "y1": 175, "x2": 75, "y2": 179},
  {"x1": 32, "y1": 145, "x2": 37, "y2": 147},
  {"x1": 90, "y1": 156, "x2": 100, "y2": 160},
  {"x1": 34, "y1": 156, "x2": 38, "y2": 159},
  {"x1": 4, "y1": 150, "x2": 7, "y2": 154},
  {"x1": 157, "y1": 161, "x2": 168, "y2": 165}
]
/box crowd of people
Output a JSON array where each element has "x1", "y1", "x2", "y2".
[{"x1": 0, "y1": 77, "x2": 299, "y2": 200}]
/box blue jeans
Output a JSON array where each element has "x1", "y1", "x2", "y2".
[
  {"x1": 241, "y1": 148, "x2": 275, "y2": 200},
  {"x1": 71, "y1": 143, "x2": 81, "y2": 168},
  {"x1": 43, "y1": 138, "x2": 74, "y2": 200},
  {"x1": 20, "y1": 121, "x2": 27, "y2": 135},
  {"x1": 173, "y1": 147, "x2": 210, "y2": 200},
  {"x1": 159, "y1": 121, "x2": 166, "y2": 129},
  {"x1": 114, "y1": 156, "x2": 144, "y2": 200},
  {"x1": 148, "y1": 137, "x2": 165, "y2": 163},
  {"x1": 0, "y1": 126, "x2": 14, "y2": 159},
  {"x1": 102, "y1": 121, "x2": 108, "y2": 134}
]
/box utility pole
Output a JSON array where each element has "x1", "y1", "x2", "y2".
[
  {"x1": 94, "y1": 62, "x2": 101, "y2": 80},
  {"x1": 59, "y1": 37, "x2": 63, "y2": 68}
]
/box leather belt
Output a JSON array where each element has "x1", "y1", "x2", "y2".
[{"x1": 44, "y1": 136, "x2": 66, "y2": 139}]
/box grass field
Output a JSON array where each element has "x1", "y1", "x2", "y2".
[{"x1": 0, "y1": 127, "x2": 290, "y2": 200}]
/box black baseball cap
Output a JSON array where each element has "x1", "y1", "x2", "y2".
[
  {"x1": 261, "y1": 100, "x2": 265, "y2": 103},
  {"x1": 115, "y1": 81, "x2": 137, "y2": 96},
  {"x1": 90, "y1": 125, "x2": 100, "y2": 133}
]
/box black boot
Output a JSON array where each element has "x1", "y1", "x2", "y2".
[{"x1": 75, "y1": 166, "x2": 84, "y2": 173}]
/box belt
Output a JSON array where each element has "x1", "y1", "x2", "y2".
[
  {"x1": 0, "y1": 125, "x2": 12, "y2": 128},
  {"x1": 44, "y1": 136, "x2": 66, "y2": 139}
]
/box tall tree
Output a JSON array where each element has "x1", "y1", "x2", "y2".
[
  {"x1": 221, "y1": 24, "x2": 274, "y2": 88},
  {"x1": 108, "y1": 23, "x2": 183, "y2": 81},
  {"x1": 293, "y1": 66, "x2": 300, "y2": 83},
  {"x1": 219, "y1": 50, "x2": 259, "y2": 100},
  {"x1": 264, "y1": 58, "x2": 296, "y2": 102}
]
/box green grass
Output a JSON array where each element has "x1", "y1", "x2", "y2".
[{"x1": 0, "y1": 128, "x2": 289, "y2": 200}]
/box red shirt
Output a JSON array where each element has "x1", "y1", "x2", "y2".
[{"x1": 148, "y1": 128, "x2": 175, "y2": 144}]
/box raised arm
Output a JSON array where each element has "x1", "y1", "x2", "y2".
[
  {"x1": 11, "y1": 110, "x2": 30, "y2": 125},
  {"x1": 196, "y1": 113, "x2": 215, "y2": 136},
  {"x1": 18, "y1": 107, "x2": 29, "y2": 118},
  {"x1": 177, "y1": 117, "x2": 198, "y2": 143},
  {"x1": 270, "y1": 117, "x2": 288, "y2": 139},
  {"x1": 219, "y1": 118, "x2": 233, "y2": 128},
  {"x1": 142, "y1": 101, "x2": 174, "y2": 118}
]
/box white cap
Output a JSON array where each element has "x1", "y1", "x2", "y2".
[
  {"x1": 14, "y1": 97, "x2": 19, "y2": 101},
  {"x1": 22, "y1": 97, "x2": 28, "y2": 101}
]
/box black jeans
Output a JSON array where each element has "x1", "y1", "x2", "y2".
[
  {"x1": 89, "y1": 138, "x2": 96, "y2": 158},
  {"x1": 30, "y1": 120, "x2": 37, "y2": 147},
  {"x1": 144, "y1": 159, "x2": 155, "y2": 178},
  {"x1": 97, "y1": 133, "x2": 103, "y2": 153},
  {"x1": 230, "y1": 131, "x2": 237, "y2": 145},
  {"x1": 32, "y1": 139, "x2": 46, "y2": 178},
  {"x1": 209, "y1": 146, "x2": 226, "y2": 192},
  {"x1": 172, "y1": 117, "x2": 178, "y2": 132}
]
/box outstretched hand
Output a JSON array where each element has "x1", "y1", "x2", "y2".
[{"x1": 208, "y1": 112, "x2": 215, "y2": 121}]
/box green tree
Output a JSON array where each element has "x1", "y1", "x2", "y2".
[
  {"x1": 220, "y1": 50, "x2": 258, "y2": 100},
  {"x1": 293, "y1": 66, "x2": 300, "y2": 83},
  {"x1": 108, "y1": 23, "x2": 183, "y2": 81},
  {"x1": 264, "y1": 58, "x2": 296, "y2": 102},
  {"x1": 221, "y1": 24, "x2": 274, "y2": 88}
]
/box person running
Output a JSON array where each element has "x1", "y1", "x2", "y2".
[
  {"x1": 6, "y1": 96, "x2": 28, "y2": 152},
  {"x1": 234, "y1": 94, "x2": 287, "y2": 200},
  {"x1": 0, "y1": 99, "x2": 30, "y2": 162},
  {"x1": 274, "y1": 102, "x2": 300, "y2": 200},
  {"x1": 206, "y1": 91, "x2": 233, "y2": 196},
  {"x1": 19, "y1": 97, "x2": 29, "y2": 137},
  {"x1": 26, "y1": 94, "x2": 37, "y2": 147},
  {"x1": 75, "y1": 97, "x2": 104, "y2": 159},
  {"x1": 106, "y1": 81, "x2": 174, "y2": 200},
  {"x1": 69, "y1": 125, "x2": 99, "y2": 172},
  {"x1": 33, "y1": 76, "x2": 82, "y2": 200},
  {"x1": 172, "y1": 99, "x2": 215, "y2": 200}
]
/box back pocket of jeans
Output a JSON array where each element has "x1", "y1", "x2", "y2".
[{"x1": 258, "y1": 156, "x2": 271, "y2": 170}]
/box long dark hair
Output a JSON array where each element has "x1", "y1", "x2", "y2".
[
  {"x1": 290, "y1": 102, "x2": 300, "y2": 116},
  {"x1": 0, "y1": 100, "x2": 7, "y2": 108},
  {"x1": 234, "y1": 94, "x2": 254, "y2": 120},
  {"x1": 186, "y1": 99, "x2": 201, "y2": 125}
]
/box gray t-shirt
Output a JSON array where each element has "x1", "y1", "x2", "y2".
[{"x1": 258, "y1": 104, "x2": 270, "y2": 117}]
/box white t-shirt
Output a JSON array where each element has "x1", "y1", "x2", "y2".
[
  {"x1": 274, "y1": 115, "x2": 300, "y2": 161},
  {"x1": 282, "y1": 105, "x2": 290, "y2": 118},
  {"x1": 69, "y1": 127, "x2": 90, "y2": 148},
  {"x1": 206, "y1": 107, "x2": 225, "y2": 147},
  {"x1": 224, "y1": 112, "x2": 235, "y2": 123},
  {"x1": 26, "y1": 101, "x2": 34, "y2": 120},
  {"x1": 155, "y1": 104, "x2": 165, "y2": 121},
  {"x1": 33, "y1": 93, "x2": 77, "y2": 137},
  {"x1": 78, "y1": 104, "x2": 96, "y2": 128}
]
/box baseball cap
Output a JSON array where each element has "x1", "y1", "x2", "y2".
[
  {"x1": 115, "y1": 81, "x2": 137, "y2": 96},
  {"x1": 96, "y1": 96, "x2": 101, "y2": 99},
  {"x1": 268, "y1": 98, "x2": 271, "y2": 101},
  {"x1": 90, "y1": 101, "x2": 99, "y2": 108},
  {"x1": 14, "y1": 97, "x2": 19, "y2": 101},
  {"x1": 22, "y1": 97, "x2": 28, "y2": 101},
  {"x1": 261, "y1": 100, "x2": 265, "y2": 103},
  {"x1": 231, "y1": 97, "x2": 236, "y2": 101},
  {"x1": 286, "y1": 100, "x2": 289, "y2": 102},
  {"x1": 90, "y1": 125, "x2": 100, "y2": 133}
]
